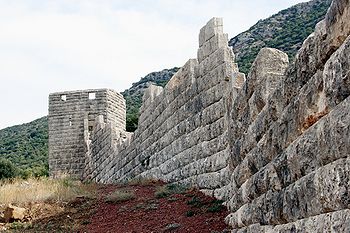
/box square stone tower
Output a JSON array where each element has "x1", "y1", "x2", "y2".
[{"x1": 48, "y1": 89, "x2": 126, "y2": 179}]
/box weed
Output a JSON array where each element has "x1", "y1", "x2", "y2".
[
  {"x1": 62, "y1": 178, "x2": 74, "y2": 187},
  {"x1": 145, "y1": 203, "x2": 158, "y2": 211},
  {"x1": 82, "y1": 219, "x2": 91, "y2": 225},
  {"x1": 155, "y1": 183, "x2": 188, "y2": 198},
  {"x1": 185, "y1": 210, "x2": 195, "y2": 217},
  {"x1": 207, "y1": 200, "x2": 225, "y2": 213},
  {"x1": 9, "y1": 221, "x2": 31, "y2": 230},
  {"x1": 118, "y1": 205, "x2": 129, "y2": 213},
  {"x1": 127, "y1": 177, "x2": 158, "y2": 186},
  {"x1": 167, "y1": 197, "x2": 178, "y2": 202},
  {"x1": 186, "y1": 196, "x2": 204, "y2": 208},
  {"x1": 105, "y1": 189, "x2": 135, "y2": 204},
  {"x1": 164, "y1": 223, "x2": 181, "y2": 231},
  {"x1": 132, "y1": 199, "x2": 159, "y2": 211}
]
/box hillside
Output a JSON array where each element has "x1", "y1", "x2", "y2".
[
  {"x1": 0, "y1": 117, "x2": 48, "y2": 178},
  {"x1": 229, "y1": 0, "x2": 332, "y2": 74}
]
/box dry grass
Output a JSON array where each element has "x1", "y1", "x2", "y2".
[
  {"x1": 105, "y1": 189, "x2": 135, "y2": 204},
  {"x1": 126, "y1": 177, "x2": 159, "y2": 186},
  {"x1": 154, "y1": 183, "x2": 188, "y2": 198},
  {"x1": 0, "y1": 177, "x2": 97, "y2": 206}
]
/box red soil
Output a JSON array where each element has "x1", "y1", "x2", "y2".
[
  {"x1": 83, "y1": 182, "x2": 230, "y2": 233},
  {"x1": 2, "y1": 182, "x2": 230, "y2": 232}
]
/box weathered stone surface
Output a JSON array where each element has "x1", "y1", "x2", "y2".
[
  {"x1": 48, "y1": 89, "x2": 126, "y2": 179},
  {"x1": 225, "y1": 0, "x2": 350, "y2": 230},
  {"x1": 4, "y1": 205, "x2": 26, "y2": 223},
  {"x1": 83, "y1": 17, "x2": 238, "y2": 190}
]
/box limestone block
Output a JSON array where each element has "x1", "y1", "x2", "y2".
[
  {"x1": 269, "y1": 209, "x2": 350, "y2": 233},
  {"x1": 4, "y1": 205, "x2": 26, "y2": 223},
  {"x1": 199, "y1": 17, "x2": 223, "y2": 47},
  {"x1": 197, "y1": 33, "x2": 229, "y2": 63}
]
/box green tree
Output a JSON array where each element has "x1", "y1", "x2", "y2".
[{"x1": 0, "y1": 159, "x2": 17, "y2": 179}]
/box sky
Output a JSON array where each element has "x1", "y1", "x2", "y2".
[{"x1": 0, "y1": 0, "x2": 309, "y2": 130}]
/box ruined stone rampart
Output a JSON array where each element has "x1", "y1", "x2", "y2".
[
  {"x1": 48, "y1": 89, "x2": 125, "y2": 178},
  {"x1": 88, "y1": 19, "x2": 243, "y2": 196},
  {"x1": 49, "y1": 0, "x2": 350, "y2": 230},
  {"x1": 224, "y1": 0, "x2": 350, "y2": 231}
]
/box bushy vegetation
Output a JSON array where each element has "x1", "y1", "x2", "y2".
[
  {"x1": 123, "y1": 94, "x2": 143, "y2": 132},
  {"x1": 0, "y1": 158, "x2": 17, "y2": 179},
  {"x1": 105, "y1": 189, "x2": 135, "y2": 203},
  {"x1": 154, "y1": 183, "x2": 188, "y2": 198},
  {"x1": 0, "y1": 117, "x2": 48, "y2": 179}
]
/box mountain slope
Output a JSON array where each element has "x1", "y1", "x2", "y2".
[
  {"x1": 0, "y1": 116, "x2": 48, "y2": 177},
  {"x1": 229, "y1": 0, "x2": 332, "y2": 74}
]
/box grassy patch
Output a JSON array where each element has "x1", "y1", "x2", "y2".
[
  {"x1": 82, "y1": 219, "x2": 91, "y2": 225},
  {"x1": 186, "y1": 196, "x2": 204, "y2": 208},
  {"x1": 9, "y1": 221, "x2": 31, "y2": 230},
  {"x1": 132, "y1": 199, "x2": 159, "y2": 211},
  {"x1": 185, "y1": 210, "x2": 195, "y2": 217},
  {"x1": 207, "y1": 200, "x2": 225, "y2": 213},
  {"x1": 127, "y1": 177, "x2": 158, "y2": 186},
  {"x1": 105, "y1": 189, "x2": 135, "y2": 204},
  {"x1": 155, "y1": 184, "x2": 188, "y2": 198},
  {"x1": 167, "y1": 197, "x2": 178, "y2": 202},
  {"x1": 0, "y1": 177, "x2": 97, "y2": 205}
]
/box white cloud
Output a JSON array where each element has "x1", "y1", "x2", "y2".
[{"x1": 0, "y1": 0, "x2": 309, "y2": 129}]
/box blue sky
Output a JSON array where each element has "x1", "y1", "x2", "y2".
[{"x1": 0, "y1": 0, "x2": 309, "y2": 129}]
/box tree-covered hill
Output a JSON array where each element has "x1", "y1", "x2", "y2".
[
  {"x1": 0, "y1": 116, "x2": 48, "y2": 178},
  {"x1": 229, "y1": 0, "x2": 332, "y2": 74}
]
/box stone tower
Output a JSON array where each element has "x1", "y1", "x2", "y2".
[{"x1": 48, "y1": 89, "x2": 126, "y2": 178}]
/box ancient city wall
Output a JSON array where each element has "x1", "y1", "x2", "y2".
[
  {"x1": 88, "y1": 18, "x2": 244, "y2": 195},
  {"x1": 48, "y1": 89, "x2": 125, "y2": 178},
  {"x1": 225, "y1": 0, "x2": 350, "y2": 231},
  {"x1": 50, "y1": 0, "x2": 350, "y2": 230}
]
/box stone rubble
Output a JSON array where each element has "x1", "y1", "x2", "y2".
[{"x1": 4, "y1": 204, "x2": 26, "y2": 223}]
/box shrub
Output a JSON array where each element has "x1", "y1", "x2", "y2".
[
  {"x1": 185, "y1": 210, "x2": 195, "y2": 217},
  {"x1": 207, "y1": 200, "x2": 225, "y2": 213},
  {"x1": 154, "y1": 183, "x2": 188, "y2": 198},
  {"x1": 186, "y1": 196, "x2": 204, "y2": 208},
  {"x1": 105, "y1": 189, "x2": 135, "y2": 204},
  {"x1": 0, "y1": 159, "x2": 17, "y2": 179},
  {"x1": 127, "y1": 177, "x2": 157, "y2": 186}
]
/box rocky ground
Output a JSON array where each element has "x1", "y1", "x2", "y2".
[{"x1": 1, "y1": 181, "x2": 230, "y2": 233}]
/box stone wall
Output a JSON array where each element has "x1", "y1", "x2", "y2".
[
  {"x1": 51, "y1": 0, "x2": 350, "y2": 230},
  {"x1": 89, "y1": 18, "x2": 245, "y2": 196},
  {"x1": 225, "y1": 0, "x2": 350, "y2": 231},
  {"x1": 48, "y1": 89, "x2": 125, "y2": 178}
]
